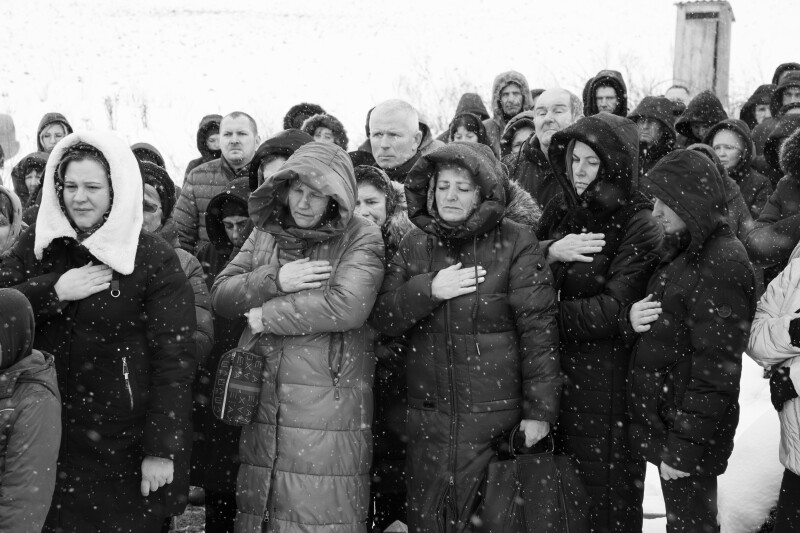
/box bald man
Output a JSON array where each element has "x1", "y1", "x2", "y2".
[
  {"x1": 504, "y1": 88, "x2": 582, "y2": 209},
  {"x1": 369, "y1": 99, "x2": 423, "y2": 183}
]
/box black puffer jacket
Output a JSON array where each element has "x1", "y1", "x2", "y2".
[
  {"x1": 538, "y1": 114, "x2": 662, "y2": 533},
  {"x1": 185, "y1": 114, "x2": 222, "y2": 179},
  {"x1": 629, "y1": 149, "x2": 755, "y2": 476},
  {"x1": 628, "y1": 96, "x2": 677, "y2": 176},
  {"x1": 740, "y1": 84, "x2": 777, "y2": 131},
  {"x1": 504, "y1": 135, "x2": 562, "y2": 210},
  {"x1": 675, "y1": 91, "x2": 728, "y2": 146},
  {"x1": 584, "y1": 69, "x2": 628, "y2": 117},
  {"x1": 704, "y1": 119, "x2": 773, "y2": 219},
  {"x1": 371, "y1": 142, "x2": 560, "y2": 532}
]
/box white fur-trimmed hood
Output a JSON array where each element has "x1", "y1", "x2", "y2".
[{"x1": 34, "y1": 131, "x2": 143, "y2": 274}]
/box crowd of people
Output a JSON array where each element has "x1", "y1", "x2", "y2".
[{"x1": 1, "y1": 61, "x2": 800, "y2": 533}]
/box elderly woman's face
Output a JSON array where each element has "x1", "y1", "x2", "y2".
[
  {"x1": 288, "y1": 179, "x2": 329, "y2": 229},
  {"x1": 355, "y1": 183, "x2": 388, "y2": 227},
  {"x1": 63, "y1": 159, "x2": 111, "y2": 231},
  {"x1": 435, "y1": 166, "x2": 479, "y2": 225}
]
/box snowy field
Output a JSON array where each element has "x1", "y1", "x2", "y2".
[{"x1": 0, "y1": 1, "x2": 793, "y2": 531}]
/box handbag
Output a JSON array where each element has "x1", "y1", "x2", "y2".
[
  {"x1": 477, "y1": 427, "x2": 590, "y2": 533},
  {"x1": 211, "y1": 334, "x2": 265, "y2": 426}
]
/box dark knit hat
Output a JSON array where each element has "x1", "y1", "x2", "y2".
[{"x1": 141, "y1": 161, "x2": 176, "y2": 221}]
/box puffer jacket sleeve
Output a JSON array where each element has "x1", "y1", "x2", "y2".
[
  {"x1": 663, "y1": 258, "x2": 755, "y2": 472},
  {"x1": 750, "y1": 176, "x2": 773, "y2": 219},
  {"x1": 748, "y1": 259, "x2": 800, "y2": 364},
  {"x1": 211, "y1": 230, "x2": 283, "y2": 320},
  {"x1": 558, "y1": 211, "x2": 662, "y2": 343},
  {"x1": 260, "y1": 224, "x2": 385, "y2": 335},
  {"x1": 0, "y1": 227, "x2": 63, "y2": 317},
  {"x1": 0, "y1": 387, "x2": 61, "y2": 532},
  {"x1": 142, "y1": 239, "x2": 198, "y2": 461},
  {"x1": 370, "y1": 233, "x2": 443, "y2": 337},
  {"x1": 508, "y1": 224, "x2": 562, "y2": 423},
  {"x1": 745, "y1": 180, "x2": 800, "y2": 268},
  {"x1": 178, "y1": 249, "x2": 214, "y2": 366},
  {"x1": 174, "y1": 172, "x2": 200, "y2": 253}
]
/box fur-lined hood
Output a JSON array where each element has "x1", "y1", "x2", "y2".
[
  {"x1": 301, "y1": 114, "x2": 349, "y2": 151},
  {"x1": 0, "y1": 185, "x2": 23, "y2": 254},
  {"x1": 490, "y1": 71, "x2": 532, "y2": 120},
  {"x1": 584, "y1": 69, "x2": 628, "y2": 117},
  {"x1": 780, "y1": 126, "x2": 800, "y2": 179},
  {"x1": 34, "y1": 131, "x2": 143, "y2": 274},
  {"x1": 740, "y1": 85, "x2": 776, "y2": 131}
]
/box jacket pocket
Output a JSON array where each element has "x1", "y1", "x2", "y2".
[{"x1": 466, "y1": 333, "x2": 522, "y2": 413}]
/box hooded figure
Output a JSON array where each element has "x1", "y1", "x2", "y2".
[
  {"x1": 0, "y1": 288, "x2": 61, "y2": 532},
  {"x1": 584, "y1": 69, "x2": 629, "y2": 117},
  {"x1": 436, "y1": 92, "x2": 490, "y2": 143},
  {"x1": 248, "y1": 129, "x2": 314, "y2": 192},
  {"x1": 36, "y1": 113, "x2": 73, "y2": 153},
  {"x1": 131, "y1": 142, "x2": 166, "y2": 169},
  {"x1": 537, "y1": 114, "x2": 662, "y2": 532},
  {"x1": 418, "y1": 112, "x2": 446, "y2": 156},
  {"x1": 628, "y1": 149, "x2": 755, "y2": 532},
  {"x1": 211, "y1": 142, "x2": 384, "y2": 532},
  {"x1": 483, "y1": 70, "x2": 532, "y2": 158},
  {"x1": 771, "y1": 71, "x2": 800, "y2": 119},
  {"x1": 0, "y1": 186, "x2": 23, "y2": 255},
  {"x1": 283, "y1": 102, "x2": 326, "y2": 130},
  {"x1": 185, "y1": 114, "x2": 222, "y2": 179},
  {"x1": 447, "y1": 112, "x2": 491, "y2": 147},
  {"x1": 704, "y1": 119, "x2": 773, "y2": 219},
  {"x1": 301, "y1": 113, "x2": 349, "y2": 150},
  {"x1": 10, "y1": 152, "x2": 48, "y2": 208},
  {"x1": 773, "y1": 63, "x2": 800, "y2": 86},
  {"x1": 675, "y1": 91, "x2": 728, "y2": 146},
  {"x1": 371, "y1": 142, "x2": 561, "y2": 532},
  {"x1": 0, "y1": 131, "x2": 197, "y2": 530},
  {"x1": 746, "y1": 125, "x2": 800, "y2": 276},
  {"x1": 500, "y1": 110, "x2": 536, "y2": 158},
  {"x1": 740, "y1": 84, "x2": 777, "y2": 131},
  {"x1": 763, "y1": 114, "x2": 800, "y2": 187},
  {"x1": 628, "y1": 96, "x2": 678, "y2": 176}
]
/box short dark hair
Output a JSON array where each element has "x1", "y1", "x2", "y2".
[{"x1": 223, "y1": 111, "x2": 258, "y2": 136}]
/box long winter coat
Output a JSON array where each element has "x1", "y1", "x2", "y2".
[
  {"x1": 185, "y1": 114, "x2": 222, "y2": 180},
  {"x1": 483, "y1": 71, "x2": 533, "y2": 158},
  {"x1": 0, "y1": 132, "x2": 197, "y2": 519},
  {"x1": 628, "y1": 150, "x2": 755, "y2": 476},
  {"x1": 211, "y1": 142, "x2": 384, "y2": 532},
  {"x1": 371, "y1": 142, "x2": 561, "y2": 533},
  {"x1": 538, "y1": 114, "x2": 662, "y2": 533},
  {"x1": 748, "y1": 244, "x2": 800, "y2": 477},
  {"x1": 175, "y1": 156, "x2": 250, "y2": 253}
]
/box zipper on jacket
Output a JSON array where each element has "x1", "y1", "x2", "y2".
[
  {"x1": 556, "y1": 468, "x2": 570, "y2": 533},
  {"x1": 444, "y1": 301, "x2": 459, "y2": 524},
  {"x1": 329, "y1": 333, "x2": 344, "y2": 401},
  {"x1": 122, "y1": 356, "x2": 134, "y2": 411}
]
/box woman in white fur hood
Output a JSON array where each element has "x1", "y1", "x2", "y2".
[{"x1": 0, "y1": 131, "x2": 197, "y2": 531}]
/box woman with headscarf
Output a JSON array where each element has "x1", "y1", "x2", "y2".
[
  {"x1": 0, "y1": 288, "x2": 61, "y2": 531},
  {"x1": 211, "y1": 142, "x2": 385, "y2": 532},
  {"x1": 370, "y1": 142, "x2": 561, "y2": 532},
  {"x1": 0, "y1": 131, "x2": 197, "y2": 532},
  {"x1": 537, "y1": 113, "x2": 663, "y2": 533}
]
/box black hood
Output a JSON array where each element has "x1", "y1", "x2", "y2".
[
  {"x1": 11, "y1": 151, "x2": 48, "y2": 206},
  {"x1": 36, "y1": 112, "x2": 73, "y2": 152},
  {"x1": 771, "y1": 71, "x2": 800, "y2": 118},
  {"x1": 740, "y1": 84, "x2": 776, "y2": 130},
  {"x1": 675, "y1": 91, "x2": 728, "y2": 143},
  {"x1": 584, "y1": 70, "x2": 628, "y2": 117},
  {"x1": 0, "y1": 288, "x2": 35, "y2": 371},
  {"x1": 628, "y1": 96, "x2": 678, "y2": 145},
  {"x1": 195, "y1": 114, "x2": 222, "y2": 160},
  {"x1": 248, "y1": 129, "x2": 314, "y2": 191},
  {"x1": 131, "y1": 142, "x2": 166, "y2": 168},
  {"x1": 283, "y1": 102, "x2": 326, "y2": 130},
  {"x1": 764, "y1": 114, "x2": 800, "y2": 176},
  {"x1": 702, "y1": 118, "x2": 755, "y2": 180},
  {"x1": 773, "y1": 63, "x2": 800, "y2": 86},
  {"x1": 549, "y1": 113, "x2": 640, "y2": 213},
  {"x1": 453, "y1": 92, "x2": 490, "y2": 121},
  {"x1": 641, "y1": 149, "x2": 728, "y2": 254},
  {"x1": 206, "y1": 177, "x2": 251, "y2": 250},
  {"x1": 686, "y1": 142, "x2": 741, "y2": 207}
]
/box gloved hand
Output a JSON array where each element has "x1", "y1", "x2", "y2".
[
  {"x1": 770, "y1": 366, "x2": 799, "y2": 412},
  {"x1": 790, "y1": 317, "x2": 800, "y2": 348}
]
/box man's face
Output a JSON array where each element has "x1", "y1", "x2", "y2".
[
  {"x1": 783, "y1": 87, "x2": 800, "y2": 107},
  {"x1": 500, "y1": 83, "x2": 523, "y2": 118},
  {"x1": 369, "y1": 109, "x2": 422, "y2": 170},
  {"x1": 222, "y1": 215, "x2": 252, "y2": 248},
  {"x1": 755, "y1": 105, "x2": 772, "y2": 124},
  {"x1": 220, "y1": 116, "x2": 258, "y2": 169},
  {"x1": 595, "y1": 86, "x2": 619, "y2": 114},
  {"x1": 533, "y1": 90, "x2": 575, "y2": 151},
  {"x1": 665, "y1": 87, "x2": 691, "y2": 106},
  {"x1": 511, "y1": 127, "x2": 534, "y2": 154},
  {"x1": 638, "y1": 118, "x2": 663, "y2": 147}
]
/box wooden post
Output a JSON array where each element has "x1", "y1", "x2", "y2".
[{"x1": 673, "y1": 1, "x2": 735, "y2": 107}]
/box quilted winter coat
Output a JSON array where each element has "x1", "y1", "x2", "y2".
[
  {"x1": 211, "y1": 142, "x2": 384, "y2": 532},
  {"x1": 538, "y1": 113, "x2": 663, "y2": 533},
  {"x1": 371, "y1": 142, "x2": 561, "y2": 533}
]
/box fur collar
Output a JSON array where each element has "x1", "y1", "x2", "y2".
[
  {"x1": 34, "y1": 131, "x2": 143, "y2": 274},
  {"x1": 781, "y1": 127, "x2": 800, "y2": 178}
]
